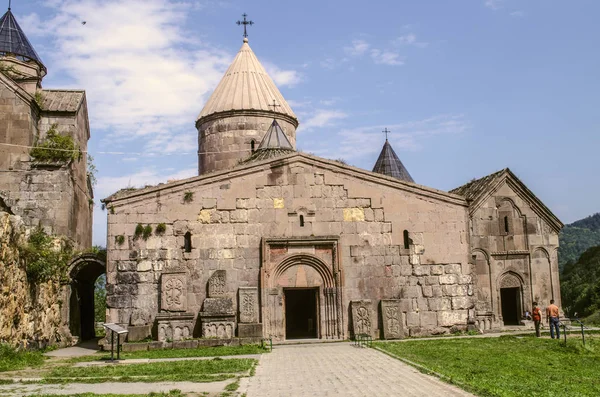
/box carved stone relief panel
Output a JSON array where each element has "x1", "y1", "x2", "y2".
[
  {"x1": 239, "y1": 287, "x2": 259, "y2": 323},
  {"x1": 500, "y1": 273, "x2": 521, "y2": 289},
  {"x1": 160, "y1": 273, "x2": 187, "y2": 312},
  {"x1": 208, "y1": 270, "x2": 227, "y2": 298},
  {"x1": 350, "y1": 300, "x2": 374, "y2": 338},
  {"x1": 381, "y1": 300, "x2": 404, "y2": 339}
]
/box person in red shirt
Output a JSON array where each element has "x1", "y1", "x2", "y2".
[{"x1": 532, "y1": 302, "x2": 542, "y2": 337}]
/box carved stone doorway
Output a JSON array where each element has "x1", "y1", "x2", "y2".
[
  {"x1": 68, "y1": 254, "x2": 106, "y2": 341},
  {"x1": 500, "y1": 287, "x2": 521, "y2": 325},
  {"x1": 284, "y1": 288, "x2": 318, "y2": 339}
]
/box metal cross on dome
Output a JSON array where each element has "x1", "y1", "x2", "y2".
[
  {"x1": 382, "y1": 128, "x2": 391, "y2": 140},
  {"x1": 268, "y1": 100, "x2": 281, "y2": 112},
  {"x1": 237, "y1": 13, "x2": 254, "y2": 38}
]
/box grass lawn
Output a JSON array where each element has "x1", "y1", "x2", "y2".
[
  {"x1": 41, "y1": 358, "x2": 256, "y2": 383},
  {"x1": 24, "y1": 391, "x2": 184, "y2": 397},
  {"x1": 374, "y1": 335, "x2": 600, "y2": 397},
  {"x1": 70, "y1": 344, "x2": 267, "y2": 363},
  {"x1": 0, "y1": 345, "x2": 46, "y2": 373}
]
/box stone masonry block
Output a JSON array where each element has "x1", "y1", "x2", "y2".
[
  {"x1": 430, "y1": 265, "x2": 444, "y2": 275},
  {"x1": 406, "y1": 312, "x2": 420, "y2": 327},
  {"x1": 438, "y1": 310, "x2": 468, "y2": 327},
  {"x1": 439, "y1": 274, "x2": 459, "y2": 285},
  {"x1": 445, "y1": 264, "x2": 462, "y2": 274}
]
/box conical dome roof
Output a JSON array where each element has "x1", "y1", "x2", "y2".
[
  {"x1": 197, "y1": 39, "x2": 297, "y2": 124},
  {"x1": 0, "y1": 9, "x2": 46, "y2": 76},
  {"x1": 242, "y1": 119, "x2": 295, "y2": 163},
  {"x1": 372, "y1": 140, "x2": 414, "y2": 183}
]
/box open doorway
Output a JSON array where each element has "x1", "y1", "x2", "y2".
[
  {"x1": 284, "y1": 288, "x2": 318, "y2": 339},
  {"x1": 500, "y1": 287, "x2": 521, "y2": 325},
  {"x1": 69, "y1": 256, "x2": 105, "y2": 341}
]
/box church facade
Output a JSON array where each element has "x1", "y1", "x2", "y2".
[{"x1": 102, "y1": 37, "x2": 563, "y2": 342}]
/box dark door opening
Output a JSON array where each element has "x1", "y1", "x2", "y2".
[
  {"x1": 69, "y1": 258, "x2": 105, "y2": 342},
  {"x1": 284, "y1": 288, "x2": 318, "y2": 339},
  {"x1": 500, "y1": 287, "x2": 521, "y2": 325}
]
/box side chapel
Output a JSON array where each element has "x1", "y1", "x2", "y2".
[{"x1": 102, "y1": 33, "x2": 562, "y2": 342}]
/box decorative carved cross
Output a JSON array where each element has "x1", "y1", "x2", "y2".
[
  {"x1": 268, "y1": 99, "x2": 281, "y2": 113},
  {"x1": 236, "y1": 13, "x2": 254, "y2": 38},
  {"x1": 382, "y1": 128, "x2": 391, "y2": 140}
]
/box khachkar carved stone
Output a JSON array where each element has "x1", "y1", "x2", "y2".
[
  {"x1": 200, "y1": 270, "x2": 236, "y2": 339},
  {"x1": 239, "y1": 287, "x2": 259, "y2": 323},
  {"x1": 381, "y1": 300, "x2": 404, "y2": 339},
  {"x1": 156, "y1": 313, "x2": 194, "y2": 342},
  {"x1": 161, "y1": 273, "x2": 187, "y2": 312},
  {"x1": 208, "y1": 270, "x2": 227, "y2": 297},
  {"x1": 350, "y1": 300, "x2": 375, "y2": 338}
]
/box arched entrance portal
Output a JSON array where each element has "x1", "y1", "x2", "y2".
[
  {"x1": 499, "y1": 272, "x2": 523, "y2": 326},
  {"x1": 261, "y1": 238, "x2": 344, "y2": 341},
  {"x1": 68, "y1": 254, "x2": 105, "y2": 341}
]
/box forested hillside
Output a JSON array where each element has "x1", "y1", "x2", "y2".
[
  {"x1": 558, "y1": 213, "x2": 600, "y2": 271},
  {"x1": 560, "y1": 246, "x2": 600, "y2": 319}
]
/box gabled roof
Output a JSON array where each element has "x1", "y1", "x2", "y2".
[
  {"x1": 197, "y1": 38, "x2": 297, "y2": 124},
  {"x1": 0, "y1": 9, "x2": 46, "y2": 76},
  {"x1": 372, "y1": 140, "x2": 414, "y2": 183},
  {"x1": 40, "y1": 89, "x2": 85, "y2": 112},
  {"x1": 450, "y1": 168, "x2": 563, "y2": 232}
]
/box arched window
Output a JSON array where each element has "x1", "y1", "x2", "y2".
[
  {"x1": 299, "y1": 215, "x2": 305, "y2": 227},
  {"x1": 403, "y1": 230, "x2": 410, "y2": 249},
  {"x1": 504, "y1": 216, "x2": 509, "y2": 234},
  {"x1": 184, "y1": 232, "x2": 192, "y2": 253},
  {"x1": 250, "y1": 140, "x2": 256, "y2": 153}
]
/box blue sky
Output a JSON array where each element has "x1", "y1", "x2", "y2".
[{"x1": 12, "y1": 0, "x2": 600, "y2": 246}]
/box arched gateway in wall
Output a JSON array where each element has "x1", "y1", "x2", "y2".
[
  {"x1": 66, "y1": 253, "x2": 105, "y2": 341},
  {"x1": 261, "y1": 238, "x2": 343, "y2": 341}
]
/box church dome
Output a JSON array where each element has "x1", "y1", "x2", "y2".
[
  {"x1": 0, "y1": 8, "x2": 46, "y2": 76},
  {"x1": 197, "y1": 38, "x2": 297, "y2": 126},
  {"x1": 372, "y1": 139, "x2": 414, "y2": 183}
]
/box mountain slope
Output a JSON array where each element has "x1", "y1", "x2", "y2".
[
  {"x1": 559, "y1": 213, "x2": 600, "y2": 271},
  {"x1": 560, "y1": 246, "x2": 600, "y2": 317}
]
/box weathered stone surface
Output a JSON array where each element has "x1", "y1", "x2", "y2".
[
  {"x1": 239, "y1": 287, "x2": 259, "y2": 323},
  {"x1": 160, "y1": 273, "x2": 187, "y2": 312},
  {"x1": 351, "y1": 300, "x2": 375, "y2": 338},
  {"x1": 238, "y1": 323, "x2": 263, "y2": 338},
  {"x1": 380, "y1": 300, "x2": 404, "y2": 339},
  {"x1": 127, "y1": 325, "x2": 151, "y2": 342},
  {"x1": 203, "y1": 297, "x2": 234, "y2": 313},
  {"x1": 208, "y1": 270, "x2": 227, "y2": 298},
  {"x1": 156, "y1": 313, "x2": 194, "y2": 342}
]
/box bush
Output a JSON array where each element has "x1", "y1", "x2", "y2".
[
  {"x1": 20, "y1": 227, "x2": 73, "y2": 284},
  {"x1": 134, "y1": 224, "x2": 144, "y2": 239},
  {"x1": 155, "y1": 223, "x2": 166, "y2": 235},
  {"x1": 30, "y1": 124, "x2": 80, "y2": 163},
  {"x1": 143, "y1": 225, "x2": 152, "y2": 240}
]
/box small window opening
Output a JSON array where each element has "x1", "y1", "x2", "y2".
[
  {"x1": 184, "y1": 232, "x2": 192, "y2": 253},
  {"x1": 403, "y1": 230, "x2": 410, "y2": 249},
  {"x1": 299, "y1": 215, "x2": 305, "y2": 227},
  {"x1": 250, "y1": 140, "x2": 256, "y2": 153},
  {"x1": 504, "y1": 216, "x2": 509, "y2": 234}
]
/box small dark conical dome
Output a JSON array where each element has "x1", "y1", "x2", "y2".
[
  {"x1": 0, "y1": 8, "x2": 46, "y2": 76},
  {"x1": 372, "y1": 140, "x2": 414, "y2": 183},
  {"x1": 243, "y1": 119, "x2": 295, "y2": 163}
]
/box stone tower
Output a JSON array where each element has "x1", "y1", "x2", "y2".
[{"x1": 196, "y1": 37, "x2": 299, "y2": 175}]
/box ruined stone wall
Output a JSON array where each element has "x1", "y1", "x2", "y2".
[
  {"x1": 197, "y1": 113, "x2": 297, "y2": 175},
  {"x1": 0, "y1": 211, "x2": 66, "y2": 346},
  {"x1": 105, "y1": 156, "x2": 473, "y2": 339},
  {"x1": 470, "y1": 181, "x2": 560, "y2": 330}
]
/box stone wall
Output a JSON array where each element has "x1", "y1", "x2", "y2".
[
  {"x1": 105, "y1": 154, "x2": 474, "y2": 339},
  {"x1": 0, "y1": 211, "x2": 68, "y2": 346},
  {"x1": 197, "y1": 113, "x2": 297, "y2": 175},
  {"x1": 470, "y1": 180, "x2": 560, "y2": 330}
]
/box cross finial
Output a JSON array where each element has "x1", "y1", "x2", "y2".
[
  {"x1": 382, "y1": 128, "x2": 391, "y2": 141},
  {"x1": 236, "y1": 13, "x2": 254, "y2": 39},
  {"x1": 268, "y1": 99, "x2": 281, "y2": 113}
]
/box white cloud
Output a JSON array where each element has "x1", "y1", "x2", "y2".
[
  {"x1": 263, "y1": 62, "x2": 303, "y2": 87},
  {"x1": 485, "y1": 0, "x2": 503, "y2": 10},
  {"x1": 394, "y1": 33, "x2": 428, "y2": 48},
  {"x1": 344, "y1": 39, "x2": 370, "y2": 56},
  {"x1": 308, "y1": 114, "x2": 469, "y2": 161},
  {"x1": 298, "y1": 109, "x2": 347, "y2": 132},
  {"x1": 370, "y1": 49, "x2": 404, "y2": 66},
  {"x1": 510, "y1": 10, "x2": 526, "y2": 17}
]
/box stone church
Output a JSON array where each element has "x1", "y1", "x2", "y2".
[{"x1": 101, "y1": 35, "x2": 563, "y2": 342}]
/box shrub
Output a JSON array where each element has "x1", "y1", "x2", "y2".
[
  {"x1": 19, "y1": 227, "x2": 74, "y2": 284},
  {"x1": 183, "y1": 191, "x2": 193, "y2": 203},
  {"x1": 30, "y1": 124, "x2": 80, "y2": 163},
  {"x1": 143, "y1": 225, "x2": 152, "y2": 240},
  {"x1": 115, "y1": 235, "x2": 125, "y2": 245},
  {"x1": 155, "y1": 223, "x2": 166, "y2": 235},
  {"x1": 134, "y1": 224, "x2": 144, "y2": 239}
]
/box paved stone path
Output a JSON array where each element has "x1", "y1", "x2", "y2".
[{"x1": 244, "y1": 342, "x2": 473, "y2": 397}]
